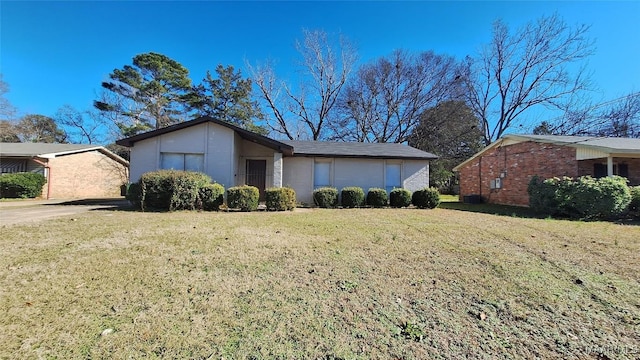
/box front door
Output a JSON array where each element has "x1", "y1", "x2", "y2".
[{"x1": 246, "y1": 159, "x2": 267, "y2": 200}]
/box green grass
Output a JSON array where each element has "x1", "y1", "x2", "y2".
[{"x1": 1, "y1": 208, "x2": 639, "y2": 359}]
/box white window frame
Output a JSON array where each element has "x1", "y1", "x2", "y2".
[
  {"x1": 385, "y1": 161, "x2": 402, "y2": 193},
  {"x1": 313, "y1": 159, "x2": 333, "y2": 189},
  {"x1": 160, "y1": 152, "x2": 204, "y2": 172}
]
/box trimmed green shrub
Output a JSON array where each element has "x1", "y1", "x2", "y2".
[
  {"x1": 366, "y1": 188, "x2": 388, "y2": 208},
  {"x1": 412, "y1": 187, "x2": 440, "y2": 209},
  {"x1": 125, "y1": 182, "x2": 142, "y2": 209},
  {"x1": 528, "y1": 175, "x2": 631, "y2": 219},
  {"x1": 390, "y1": 188, "x2": 412, "y2": 208},
  {"x1": 628, "y1": 186, "x2": 640, "y2": 216},
  {"x1": 227, "y1": 185, "x2": 259, "y2": 212},
  {"x1": 0, "y1": 172, "x2": 47, "y2": 198},
  {"x1": 139, "y1": 170, "x2": 212, "y2": 211},
  {"x1": 341, "y1": 187, "x2": 365, "y2": 208},
  {"x1": 313, "y1": 187, "x2": 338, "y2": 208},
  {"x1": 199, "y1": 183, "x2": 225, "y2": 211},
  {"x1": 265, "y1": 187, "x2": 297, "y2": 211}
]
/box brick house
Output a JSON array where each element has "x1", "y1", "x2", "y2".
[
  {"x1": 0, "y1": 143, "x2": 129, "y2": 199},
  {"x1": 453, "y1": 135, "x2": 640, "y2": 206}
]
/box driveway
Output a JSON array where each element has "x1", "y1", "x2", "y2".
[{"x1": 0, "y1": 198, "x2": 130, "y2": 226}]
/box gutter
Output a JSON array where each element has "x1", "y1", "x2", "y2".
[{"x1": 31, "y1": 157, "x2": 51, "y2": 200}]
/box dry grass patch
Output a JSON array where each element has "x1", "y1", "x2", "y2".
[{"x1": 1, "y1": 208, "x2": 639, "y2": 359}]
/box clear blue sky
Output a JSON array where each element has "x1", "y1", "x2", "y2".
[{"x1": 2, "y1": 1, "x2": 639, "y2": 125}]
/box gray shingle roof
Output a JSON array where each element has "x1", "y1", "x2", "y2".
[
  {"x1": 281, "y1": 140, "x2": 438, "y2": 160},
  {"x1": 0, "y1": 143, "x2": 129, "y2": 165},
  {"x1": 506, "y1": 134, "x2": 640, "y2": 153},
  {"x1": 0, "y1": 143, "x2": 102, "y2": 157}
]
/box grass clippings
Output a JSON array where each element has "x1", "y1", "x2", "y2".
[{"x1": 1, "y1": 208, "x2": 639, "y2": 359}]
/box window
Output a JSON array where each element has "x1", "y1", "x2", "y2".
[
  {"x1": 314, "y1": 161, "x2": 331, "y2": 188},
  {"x1": 594, "y1": 163, "x2": 629, "y2": 178},
  {"x1": 385, "y1": 162, "x2": 401, "y2": 193},
  {"x1": 161, "y1": 153, "x2": 204, "y2": 172},
  {"x1": 1, "y1": 159, "x2": 27, "y2": 174}
]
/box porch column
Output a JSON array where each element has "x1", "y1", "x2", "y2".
[
  {"x1": 607, "y1": 155, "x2": 614, "y2": 177},
  {"x1": 273, "y1": 152, "x2": 283, "y2": 188}
]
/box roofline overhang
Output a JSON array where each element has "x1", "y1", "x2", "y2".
[
  {"x1": 115, "y1": 116, "x2": 293, "y2": 156},
  {"x1": 287, "y1": 153, "x2": 437, "y2": 160}
]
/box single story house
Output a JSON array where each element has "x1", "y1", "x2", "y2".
[
  {"x1": 453, "y1": 134, "x2": 640, "y2": 206},
  {"x1": 0, "y1": 143, "x2": 129, "y2": 199},
  {"x1": 116, "y1": 116, "x2": 437, "y2": 204}
]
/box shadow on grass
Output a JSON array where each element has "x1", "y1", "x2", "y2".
[
  {"x1": 439, "y1": 201, "x2": 546, "y2": 219},
  {"x1": 47, "y1": 198, "x2": 136, "y2": 211}
]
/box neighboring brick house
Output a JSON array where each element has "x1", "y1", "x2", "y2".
[
  {"x1": 0, "y1": 143, "x2": 129, "y2": 199},
  {"x1": 453, "y1": 135, "x2": 640, "y2": 206}
]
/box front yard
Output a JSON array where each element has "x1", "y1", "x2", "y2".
[{"x1": 1, "y1": 207, "x2": 638, "y2": 359}]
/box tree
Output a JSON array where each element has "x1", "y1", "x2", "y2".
[
  {"x1": 16, "y1": 114, "x2": 67, "y2": 143},
  {"x1": 533, "y1": 92, "x2": 640, "y2": 137},
  {"x1": 334, "y1": 50, "x2": 461, "y2": 143},
  {"x1": 94, "y1": 52, "x2": 193, "y2": 136},
  {"x1": 187, "y1": 65, "x2": 266, "y2": 134},
  {"x1": 408, "y1": 101, "x2": 484, "y2": 192},
  {"x1": 250, "y1": 29, "x2": 357, "y2": 140},
  {"x1": 54, "y1": 105, "x2": 106, "y2": 144},
  {"x1": 0, "y1": 121, "x2": 21, "y2": 142},
  {"x1": 0, "y1": 74, "x2": 17, "y2": 121},
  {"x1": 463, "y1": 14, "x2": 594, "y2": 145}
]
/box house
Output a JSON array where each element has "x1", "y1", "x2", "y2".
[
  {"x1": 453, "y1": 134, "x2": 640, "y2": 206},
  {"x1": 115, "y1": 116, "x2": 437, "y2": 204},
  {"x1": 0, "y1": 143, "x2": 129, "y2": 199}
]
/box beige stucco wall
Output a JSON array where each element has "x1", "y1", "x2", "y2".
[
  {"x1": 283, "y1": 157, "x2": 314, "y2": 204},
  {"x1": 283, "y1": 157, "x2": 430, "y2": 205},
  {"x1": 129, "y1": 122, "x2": 236, "y2": 189},
  {"x1": 46, "y1": 150, "x2": 128, "y2": 199}
]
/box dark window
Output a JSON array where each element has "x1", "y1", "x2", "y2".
[
  {"x1": 593, "y1": 163, "x2": 629, "y2": 178},
  {"x1": 594, "y1": 163, "x2": 607, "y2": 178}
]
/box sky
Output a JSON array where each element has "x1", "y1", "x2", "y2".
[{"x1": 1, "y1": 1, "x2": 639, "y2": 136}]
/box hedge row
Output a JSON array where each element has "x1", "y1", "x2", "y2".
[
  {"x1": 528, "y1": 175, "x2": 632, "y2": 219},
  {"x1": 313, "y1": 186, "x2": 439, "y2": 209},
  {"x1": 126, "y1": 170, "x2": 297, "y2": 212},
  {"x1": 0, "y1": 172, "x2": 47, "y2": 199}
]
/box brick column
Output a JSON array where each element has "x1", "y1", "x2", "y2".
[{"x1": 273, "y1": 152, "x2": 283, "y2": 188}]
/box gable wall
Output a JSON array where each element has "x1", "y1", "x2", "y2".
[
  {"x1": 129, "y1": 122, "x2": 237, "y2": 189},
  {"x1": 458, "y1": 141, "x2": 577, "y2": 206},
  {"x1": 47, "y1": 150, "x2": 128, "y2": 198}
]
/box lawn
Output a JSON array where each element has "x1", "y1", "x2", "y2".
[{"x1": 1, "y1": 207, "x2": 639, "y2": 359}]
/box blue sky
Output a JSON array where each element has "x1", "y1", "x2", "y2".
[{"x1": 2, "y1": 1, "x2": 639, "y2": 127}]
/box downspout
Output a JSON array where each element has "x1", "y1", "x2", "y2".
[
  {"x1": 478, "y1": 156, "x2": 482, "y2": 199},
  {"x1": 32, "y1": 158, "x2": 51, "y2": 199}
]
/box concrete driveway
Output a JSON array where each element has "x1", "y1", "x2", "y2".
[{"x1": 0, "y1": 198, "x2": 130, "y2": 226}]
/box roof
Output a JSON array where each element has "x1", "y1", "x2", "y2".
[
  {"x1": 282, "y1": 140, "x2": 438, "y2": 160},
  {"x1": 116, "y1": 116, "x2": 294, "y2": 155},
  {"x1": 116, "y1": 116, "x2": 436, "y2": 160},
  {"x1": 0, "y1": 142, "x2": 129, "y2": 165},
  {"x1": 453, "y1": 134, "x2": 640, "y2": 171}
]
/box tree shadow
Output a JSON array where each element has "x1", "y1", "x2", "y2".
[{"x1": 46, "y1": 198, "x2": 136, "y2": 211}]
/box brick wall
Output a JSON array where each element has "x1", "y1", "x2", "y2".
[
  {"x1": 458, "y1": 142, "x2": 578, "y2": 206},
  {"x1": 46, "y1": 150, "x2": 128, "y2": 199}
]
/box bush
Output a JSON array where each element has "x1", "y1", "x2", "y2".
[
  {"x1": 313, "y1": 187, "x2": 338, "y2": 208},
  {"x1": 199, "y1": 183, "x2": 225, "y2": 211},
  {"x1": 139, "y1": 170, "x2": 212, "y2": 211},
  {"x1": 227, "y1": 185, "x2": 259, "y2": 212},
  {"x1": 125, "y1": 182, "x2": 142, "y2": 209},
  {"x1": 390, "y1": 188, "x2": 412, "y2": 208},
  {"x1": 366, "y1": 188, "x2": 388, "y2": 208},
  {"x1": 412, "y1": 187, "x2": 440, "y2": 209},
  {"x1": 528, "y1": 175, "x2": 631, "y2": 219},
  {"x1": 628, "y1": 186, "x2": 640, "y2": 216},
  {"x1": 0, "y1": 172, "x2": 47, "y2": 198},
  {"x1": 265, "y1": 187, "x2": 296, "y2": 211},
  {"x1": 341, "y1": 187, "x2": 365, "y2": 208}
]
